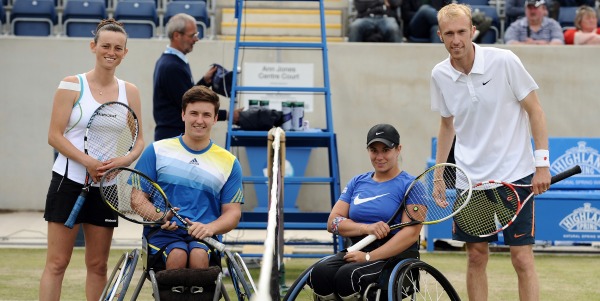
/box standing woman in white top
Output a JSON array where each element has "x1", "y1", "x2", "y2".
[{"x1": 40, "y1": 19, "x2": 145, "y2": 301}]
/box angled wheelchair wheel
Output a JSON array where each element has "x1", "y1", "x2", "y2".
[
  {"x1": 223, "y1": 249, "x2": 254, "y2": 301},
  {"x1": 390, "y1": 261, "x2": 460, "y2": 301},
  {"x1": 233, "y1": 252, "x2": 257, "y2": 293},
  {"x1": 117, "y1": 249, "x2": 139, "y2": 301},
  {"x1": 100, "y1": 249, "x2": 140, "y2": 301}
]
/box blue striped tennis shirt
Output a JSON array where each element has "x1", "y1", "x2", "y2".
[{"x1": 135, "y1": 136, "x2": 244, "y2": 227}]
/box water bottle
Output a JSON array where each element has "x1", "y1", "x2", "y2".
[
  {"x1": 249, "y1": 100, "x2": 259, "y2": 110},
  {"x1": 292, "y1": 102, "x2": 304, "y2": 131},
  {"x1": 259, "y1": 100, "x2": 270, "y2": 109},
  {"x1": 281, "y1": 102, "x2": 292, "y2": 131}
]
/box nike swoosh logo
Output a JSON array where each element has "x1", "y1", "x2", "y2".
[
  {"x1": 375, "y1": 132, "x2": 384, "y2": 135},
  {"x1": 482, "y1": 79, "x2": 491, "y2": 85},
  {"x1": 354, "y1": 193, "x2": 389, "y2": 205},
  {"x1": 514, "y1": 233, "x2": 526, "y2": 238}
]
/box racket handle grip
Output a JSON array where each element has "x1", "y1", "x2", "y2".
[
  {"x1": 64, "y1": 193, "x2": 87, "y2": 229},
  {"x1": 346, "y1": 234, "x2": 376, "y2": 252},
  {"x1": 551, "y1": 165, "x2": 582, "y2": 184},
  {"x1": 203, "y1": 237, "x2": 226, "y2": 253}
]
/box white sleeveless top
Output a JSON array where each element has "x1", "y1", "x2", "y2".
[{"x1": 52, "y1": 73, "x2": 128, "y2": 185}]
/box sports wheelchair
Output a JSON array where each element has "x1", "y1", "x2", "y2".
[
  {"x1": 282, "y1": 251, "x2": 461, "y2": 301},
  {"x1": 99, "y1": 234, "x2": 256, "y2": 301}
]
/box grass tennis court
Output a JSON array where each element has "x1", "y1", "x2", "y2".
[{"x1": 1, "y1": 248, "x2": 598, "y2": 300}]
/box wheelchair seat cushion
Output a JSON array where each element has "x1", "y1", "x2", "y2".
[{"x1": 156, "y1": 266, "x2": 221, "y2": 301}]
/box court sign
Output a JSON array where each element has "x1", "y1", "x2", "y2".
[
  {"x1": 548, "y1": 139, "x2": 600, "y2": 189},
  {"x1": 241, "y1": 63, "x2": 314, "y2": 112}
]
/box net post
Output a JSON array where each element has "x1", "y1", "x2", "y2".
[{"x1": 267, "y1": 128, "x2": 286, "y2": 299}]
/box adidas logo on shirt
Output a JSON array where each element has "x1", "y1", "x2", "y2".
[{"x1": 189, "y1": 158, "x2": 199, "y2": 165}]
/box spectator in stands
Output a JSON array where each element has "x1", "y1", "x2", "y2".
[
  {"x1": 564, "y1": 5, "x2": 600, "y2": 44},
  {"x1": 506, "y1": 0, "x2": 558, "y2": 25},
  {"x1": 504, "y1": 0, "x2": 565, "y2": 44},
  {"x1": 153, "y1": 13, "x2": 226, "y2": 141},
  {"x1": 308, "y1": 124, "x2": 421, "y2": 300},
  {"x1": 348, "y1": 0, "x2": 403, "y2": 42},
  {"x1": 41, "y1": 19, "x2": 145, "y2": 301},
  {"x1": 401, "y1": 0, "x2": 446, "y2": 43},
  {"x1": 401, "y1": 0, "x2": 492, "y2": 43}
]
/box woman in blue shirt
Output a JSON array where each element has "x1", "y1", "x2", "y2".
[{"x1": 309, "y1": 124, "x2": 422, "y2": 300}]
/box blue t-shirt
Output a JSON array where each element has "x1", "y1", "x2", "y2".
[
  {"x1": 339, "y1": 171, "x2": 416, "y2": 234},
  {"x1": 135, "y1": 136, "x2": 243, "y2": 228}
]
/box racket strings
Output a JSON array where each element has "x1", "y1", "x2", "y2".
[
  {"x1": 86, "y1": 103, "x2": 138, "y2": 160},
  {"x1": 102, "y1": 168, "x2": 168, "y2": 223},
  {"x1": 405, "y1": 165, "x2": 471, "y2": 223},
  {"x1": 454, "y1": 183, "x2": 519, "y2": 236}
]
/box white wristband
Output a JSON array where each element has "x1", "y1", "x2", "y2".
[{"x1": 534, "y1": 149, "x2": 550, "y2": 167}]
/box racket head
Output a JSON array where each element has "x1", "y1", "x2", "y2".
[
  {"x1": 100, "y1": 167, "x2": 169, "y2": 225},
  {"x1": 404, "y1": 163, "x2": 473, "y2": 224},
  {"x1": 85, "y1": 102, "x2": 139, "y2": 160},
  {"x1": 454, "y1": 181, "x2": 521, "y2": 237}
]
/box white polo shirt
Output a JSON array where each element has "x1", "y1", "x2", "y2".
[{"x1": 430, "y1": 43, "x2": 537, "y2": 183}]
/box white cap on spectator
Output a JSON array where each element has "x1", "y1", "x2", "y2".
[{"x1": 525, "y1": 0, "x2": 545, "y2": 7}]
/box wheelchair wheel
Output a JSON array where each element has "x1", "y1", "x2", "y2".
[
  {"x1": 100, "y1": 249, "x2": 140, "y2": 301},
  {"x1": 223, "y1": 249, "x2": 254, "y2": 300},
  {"x1": 282, "y1": 255, "x2": 333, "y2": 301},
  {"x1": 117, "y1": 249, "x2": 139, "y2": 301},
  {"x1": 233, "y1": 252, "x2": 257, "y2": 292},
  {"x1": 391, "y1": 261, "x2": 460, "y2": 301}
]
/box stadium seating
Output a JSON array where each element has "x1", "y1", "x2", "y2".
[
  {"x1": 10, "y1": 0, "x2": 57, "y2": 36},
  {"x1": 457, "y1": 0, "x2": 490, "y2": 5},
  {"x1": 1, "y1": 4, "x2": 5, "y2": 32},
  {"x1": 113, "y1": 0, "x2": 158, "y2": 38},
  {"x1": 558, "y1": 6, "x2": 577, "y2": 29},
  {"x1": 62, "y1": 0, "x2": 107, "y2": 37},
  {"x1": 164, "y1": 0, "x2": 209, "y2": 39},
  {"x1": 471, "y1": 4, "x2": 501, "y2": 43}
]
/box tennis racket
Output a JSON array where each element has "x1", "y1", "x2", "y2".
[
  {"x1": 99, "y1": 166, "x2": 224, "y2": 250},
  {"x1": 454, "y1": 165, "x2": 582, "y2": 238},
  {"x1": 347, "y1": 163, "x2": 473, "y2": 252},
  {"x1": 64, "y1": 102, "x2": 139, "y2": 229}
]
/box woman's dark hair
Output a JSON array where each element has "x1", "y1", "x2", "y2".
[{"x1": 94, "y1": 18, "x2": 127, "y2": 43}]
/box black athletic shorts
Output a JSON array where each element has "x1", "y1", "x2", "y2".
[
  {"x1": 452, "y1": 174, "x2": 535, "y2": 246},
  {"x1": 44, "y1": 171, "x2": 118, "y2": 227}
]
